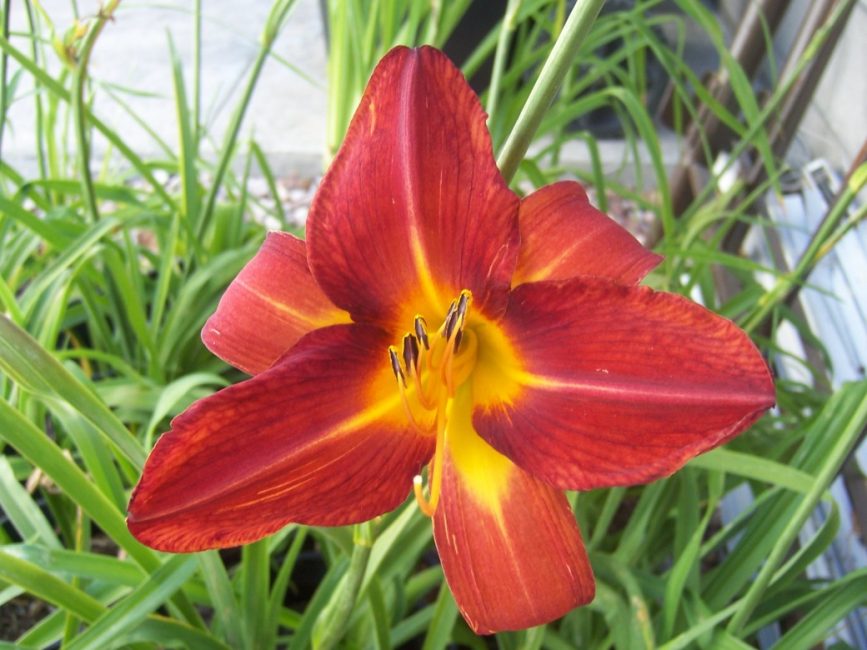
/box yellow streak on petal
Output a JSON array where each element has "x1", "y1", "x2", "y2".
[
  {"x1": 514, "y1": 240, "x2": 583, "y2": 285},
  {"x1": 446, "y1": 385, "x2": 512, "y2": 525},
  {"x1": 409, "y1": 227, "x2": 447, "y2": 316},
  {"x1": 222, "y1": 390, "x2": 404, "y2": 511},
  {"x1": 507, "y1": 370, "x2": 765, "y2": 406},
  {"x1": 397, "y1": 57, "x2": 449, "y2": 319},
  {"x1": 237, "y1": 278, "x2": 352, "y2": 329}
]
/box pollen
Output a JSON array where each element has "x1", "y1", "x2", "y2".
[{"x1": 387, "y1": 290, "x2": 478, "y2": 517}]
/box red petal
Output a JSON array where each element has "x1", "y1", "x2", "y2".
[
  {"x1": 474, "y1": 279, "x2": 775, "y2": 490},
  {"x1": 512, "y1": 181, "x2": 662, "y2": 286},
  {"x1": 202, "y1": 232, "x2": 350, "y2": 375},
  {"x1": 307, "y1": 46, "x2": 520, "y2": 327},
  {"x1": 128, "y1": 324, "x2": 432, "y2": 552},
  {"x1": 433, "y1": 387, "x2": 594, "y2": 635}
]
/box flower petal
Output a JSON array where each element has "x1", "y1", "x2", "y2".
[
  {"x1": 307, "y1": 46, "x2": 520, "y2": 327},
  {"x1": 202, "y1": 232, "x2": 350, "y2": 375},
  {"x1": 128, "y1": 324, "x2": 432, "y2": 552},
  {"x1": 432, "y1": 387, "x2": 594, "y2": 635},
  {"x1": 473, "y1": 279, "x2": 775, "y2": 490},
  {"x1": 512, "y1": 181, "x2": 662, "y2": 286}
]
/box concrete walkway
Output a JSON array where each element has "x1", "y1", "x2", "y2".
[{"x1": 5, "y1": 0, "x2": 328, "y2": 176}]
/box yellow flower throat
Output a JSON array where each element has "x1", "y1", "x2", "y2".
[{"x1": 388, "y1": 290, "x2": 477, "y2": 517}]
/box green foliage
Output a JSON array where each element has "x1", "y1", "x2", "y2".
[{"x1": 1, "y1": 0, "x2": 864, "y2": 648}]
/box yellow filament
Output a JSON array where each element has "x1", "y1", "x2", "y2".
[
  {"x1": 412, "y1": 476, "x2": 432, "y2": 516},
  {"x1": 395, "y1": 375, "x2": 433, "y2": 435},
  {"x1": 410, "y1": 347, "x2": 437, "y2": 410},
  {"x1": 413, "y1": 400, "x2": 447, "y2": 517}
]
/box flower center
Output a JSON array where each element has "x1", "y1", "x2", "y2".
[{"x1": 387, "y1": 290, "x2": 477, "y2": 517}]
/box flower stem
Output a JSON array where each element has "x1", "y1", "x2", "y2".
[
  {"x1": 73, "y1": 0, "x2": 121, "y2": 223},
  {"x1": 315, "y1": 522, "x2": 374, "y2": 650},
  {"x1": 486, "y1": 0, "x2": 523, "y2": 131},
  {"x1": 496, "y1": 0, "x2": 606, "y2": 183},
  {"x1": 195, "y1": 0, "x2": 296, "y2": 244},
  {"x1": 0, "y1": 0, "x2": 11, "y2": 162},
  {"x1": 741, "y1": 166, "x2": 867, "y2": 334}
]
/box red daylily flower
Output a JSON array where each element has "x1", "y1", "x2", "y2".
[{"x1": 127, "y1": 46, "x2": 775, "y2": 634}]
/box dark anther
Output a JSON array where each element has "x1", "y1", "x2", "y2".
[
  {"x1": 414, "y1": 316, "x2": 430, "y2": 350},
  {"x1": 443, "y1": 301, "x2": 458, "y2": 340},
  {"x1": 453, "y1": 329, "x2": 463, "y2": 354},
  {"x1": 456, "y1": 292, "x2": 469, "y2": 322},
  {"x1": 389, "y1": 348, "x2": 406, "y2": 387},
  {"x1": 403, "y1": 333, "x2": 419, "y2": 372}
]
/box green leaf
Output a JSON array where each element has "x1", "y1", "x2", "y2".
[
  {"x1": 0, "y1": 549, "x2": 222, "y2": 649},
  {"x1": 18, "y1": 216, "x2": 119, "y2": 316},
  {"x1": 142, "y1": 372, "x2": 228, "y2": 448},
  {"x1": 197, "y1": 551, "x2": 243, "y2": 649},
  {"x1": 0, "y1": 316, "x2": 146, "y2": 470},
  {"x1": 0, "y1": 401, "x2": 146, "y2": 563},
  {"x1": 288, "y1": 558, "x2": 349, "y2": 650},
  {"x1": 3, "y1": 545, "x2": 144, "y2": 586},
  {"x1": 0, "y1": 33, "x2": 175, "y2": 208},
  {"x1": 64, "y1": 555, "x2": 199, "y2": 650},
  {"x1": 688, "y1": 447, "x2": 815, "y2": 494},
  {"x1": 773, "y1": 571, "x2": 867, "y2": 650},
  {"x1": 0, "y1": 457, "x2": 62, "y2": 549},
  {"x1": 421, "y1": 580, "x2": 459, "y2": 650},
  {"x1": 0, "y1": 549, "x2": 104, "y2": 621}
]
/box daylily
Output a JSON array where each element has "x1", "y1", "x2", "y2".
[{"x1": 128, "y1": 46, "x2": 774, "y2": 634}]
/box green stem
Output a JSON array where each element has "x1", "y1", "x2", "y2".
[
  {"x1": 325, "y1": 0, "x2": 351, "y2": 161},
  {"x1": 316, "y1": 522, "x2": 374, "y2": 650},
  {"x1": 72, "y1": 0, "x2": 120, "y2": 223},
  {"x1": 815, "y1": 200, "x2": 867, "y2": 262},
  {"x1": 684, "y1": 0, "x2": 853, "y2": 220},
  {"x1": 195, "y1": 0, "x2": 296, "y2": 244},
  {"x1": 741, "y1": 169, "x2": 867, "y2": 334},
  {"x1": 496, "y1": 0, "x2": 606, "y2": 183},
  {"x1": 486, "y1": 0, "x2": 522, "y2": 133},
  {"x1": 197, "y1": 552, "x2": 243, "y2": 649},
  {"x1": 192, "y1": 0, "x2": 202, "y2": 145},
  {"x1": 726, "y1": 386, "x2": 867, "y2": 633},
  {"x1": 0, "y1": 30, "x2": 174, "y2": 207},
  {"x1": 241, "y1": 539, "x2": 270, "y2": 650},
  {"x1": 23, "y1": 1, "x2": 49, "y2": 184},
  {"x1": 0, "y1": 0, "x2": 10, "y2": 163}
]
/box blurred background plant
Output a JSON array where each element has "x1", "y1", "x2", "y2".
[{"x1": 1, "y1": 0, "x2": 866, "y2": 647}]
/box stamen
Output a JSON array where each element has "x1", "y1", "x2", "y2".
[
  {"x1": 411, "y1": 361, "x2": 437, "y2": 411},
  {"x1": 390, "y1": 346, "x2": 433, "y2": 435},
  {"x1": 442, "y1": 300, "x2": 457, "y2": 340},
  {"x1": 414, "y1": 315, "x2": 430, "y2": 350},
  {"x1": 402, "y1": 333, "x2": 419, "y2": 373},
  {"x1": 388, "y1": 346, "x2": 405, "y2": 387},
  {"x1": 396, "y1": 291, "x2": 474, "y2": 517},
  {"x1": 453, "y1": 329, "x2": 463, "y2": 354},
  {"x1": 403, "y1": 332, "x2": 436, "y2": 409},
  {"x1": 412, "y1": 405, "x2": 447, "y2": 517},
  {"x1": 412, "y1": 476, "x2": 434, "y2": 517},
  {"x1": 456, "y1": 290, "x2": 469, "y2": 322}
]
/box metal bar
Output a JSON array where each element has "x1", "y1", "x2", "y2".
[
  {"x1": 723, "y1": 0, "x2": 856, "y2": 252},
  {"x1": 669, "y1": 0, "x2": 791, "y2": 215}
]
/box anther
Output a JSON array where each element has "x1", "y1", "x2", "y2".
[
  {"x1": 443, "y1": 301, "x2": 458, "y2": 340},
  {"x1": 414, "y1": 315, "x2": 430, "y2": 350},
  {"x1": 388, "y1": 346, "x2": 406, "y2": 387},
  {"x1": 402, "y1": 333, "x2": 419, "y2": 373},
  {"x1": 456, "y1": 291, "x2": 469, "y2": 321},
  {"x1": 453, "y1": 329, "x2": 463, "y2": 354}
]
